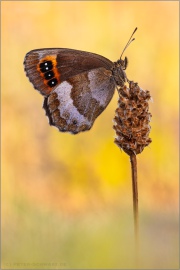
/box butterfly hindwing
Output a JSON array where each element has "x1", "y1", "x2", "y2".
[{"x1": 43, "y1": 67, "x2": 115, "y2": 134}]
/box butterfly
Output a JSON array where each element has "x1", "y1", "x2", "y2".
[{"x1": 24, "y1": 28, "x2": 137, "y2": 134}]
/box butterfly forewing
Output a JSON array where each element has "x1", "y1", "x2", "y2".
[{"x1": 24, "y1": 48, "x2": 113, "y2": 96}]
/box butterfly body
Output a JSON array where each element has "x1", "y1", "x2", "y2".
[{"x1": 24, "y1": 48, "x2": 127, "y2": 134}]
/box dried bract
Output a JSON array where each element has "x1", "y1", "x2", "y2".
[{"x1": 113, "y1": 81, "x2": 152, "y2": 155}]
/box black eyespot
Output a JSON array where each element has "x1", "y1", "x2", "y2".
[
  {"x1": 44, "y1": 71, "x2": 55, "y2": 80},
  {"x1": 72, "y1": 120, "x2": 77, "y2": 125},
  {"x1": 40, "y1": 61, "x2": 53, "y2": 73},
  {"x1": 47, "y1": 78, "x2": 58, "y2": 87}
]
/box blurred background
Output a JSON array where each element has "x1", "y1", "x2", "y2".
[{"x1": 2, "y1": 1, "x2": 179, "y2": 269}]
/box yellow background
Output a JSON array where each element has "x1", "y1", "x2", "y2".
[{"x1": 2, "y1": 1, "x2": 179, "y2": 269}]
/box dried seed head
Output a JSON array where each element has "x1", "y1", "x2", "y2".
[{"x1": 113, "y1": 81, "x2": 152, "y2": 155}]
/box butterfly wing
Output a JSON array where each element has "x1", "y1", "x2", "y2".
[
  {"x1": 43, "y1": 67, "x2": 115, "y2": 134},
  {"x1": 24, "y1": 48, "x2": 113, "y2": 96}
]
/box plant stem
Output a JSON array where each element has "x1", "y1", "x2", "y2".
[{"x1": 130, "y1": 153, "x2": 139, "y2": 264}]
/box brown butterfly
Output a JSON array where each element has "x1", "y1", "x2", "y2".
[{"x1": 24, "y1": 28, "x2": 137, "y2": 134}]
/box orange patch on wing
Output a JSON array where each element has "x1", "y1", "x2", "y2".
[{"x1": 37, "y1": 55, "x2": 61, "y2": 90}]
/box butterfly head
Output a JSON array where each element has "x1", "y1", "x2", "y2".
[
  {"x1": 112, "y1": 58, "x2": 128, "y2": 86},
  {"x1": 118, "y1": 57, "x2": 128, "y2": 70}
]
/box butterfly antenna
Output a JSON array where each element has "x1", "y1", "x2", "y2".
[{"x1": 120, "y1": 27, "x2": 138, "y2": 60}]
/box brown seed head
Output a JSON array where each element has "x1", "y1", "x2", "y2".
[{"x1": 113, "y1": 81, "x2": 152, "y2": 155}]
